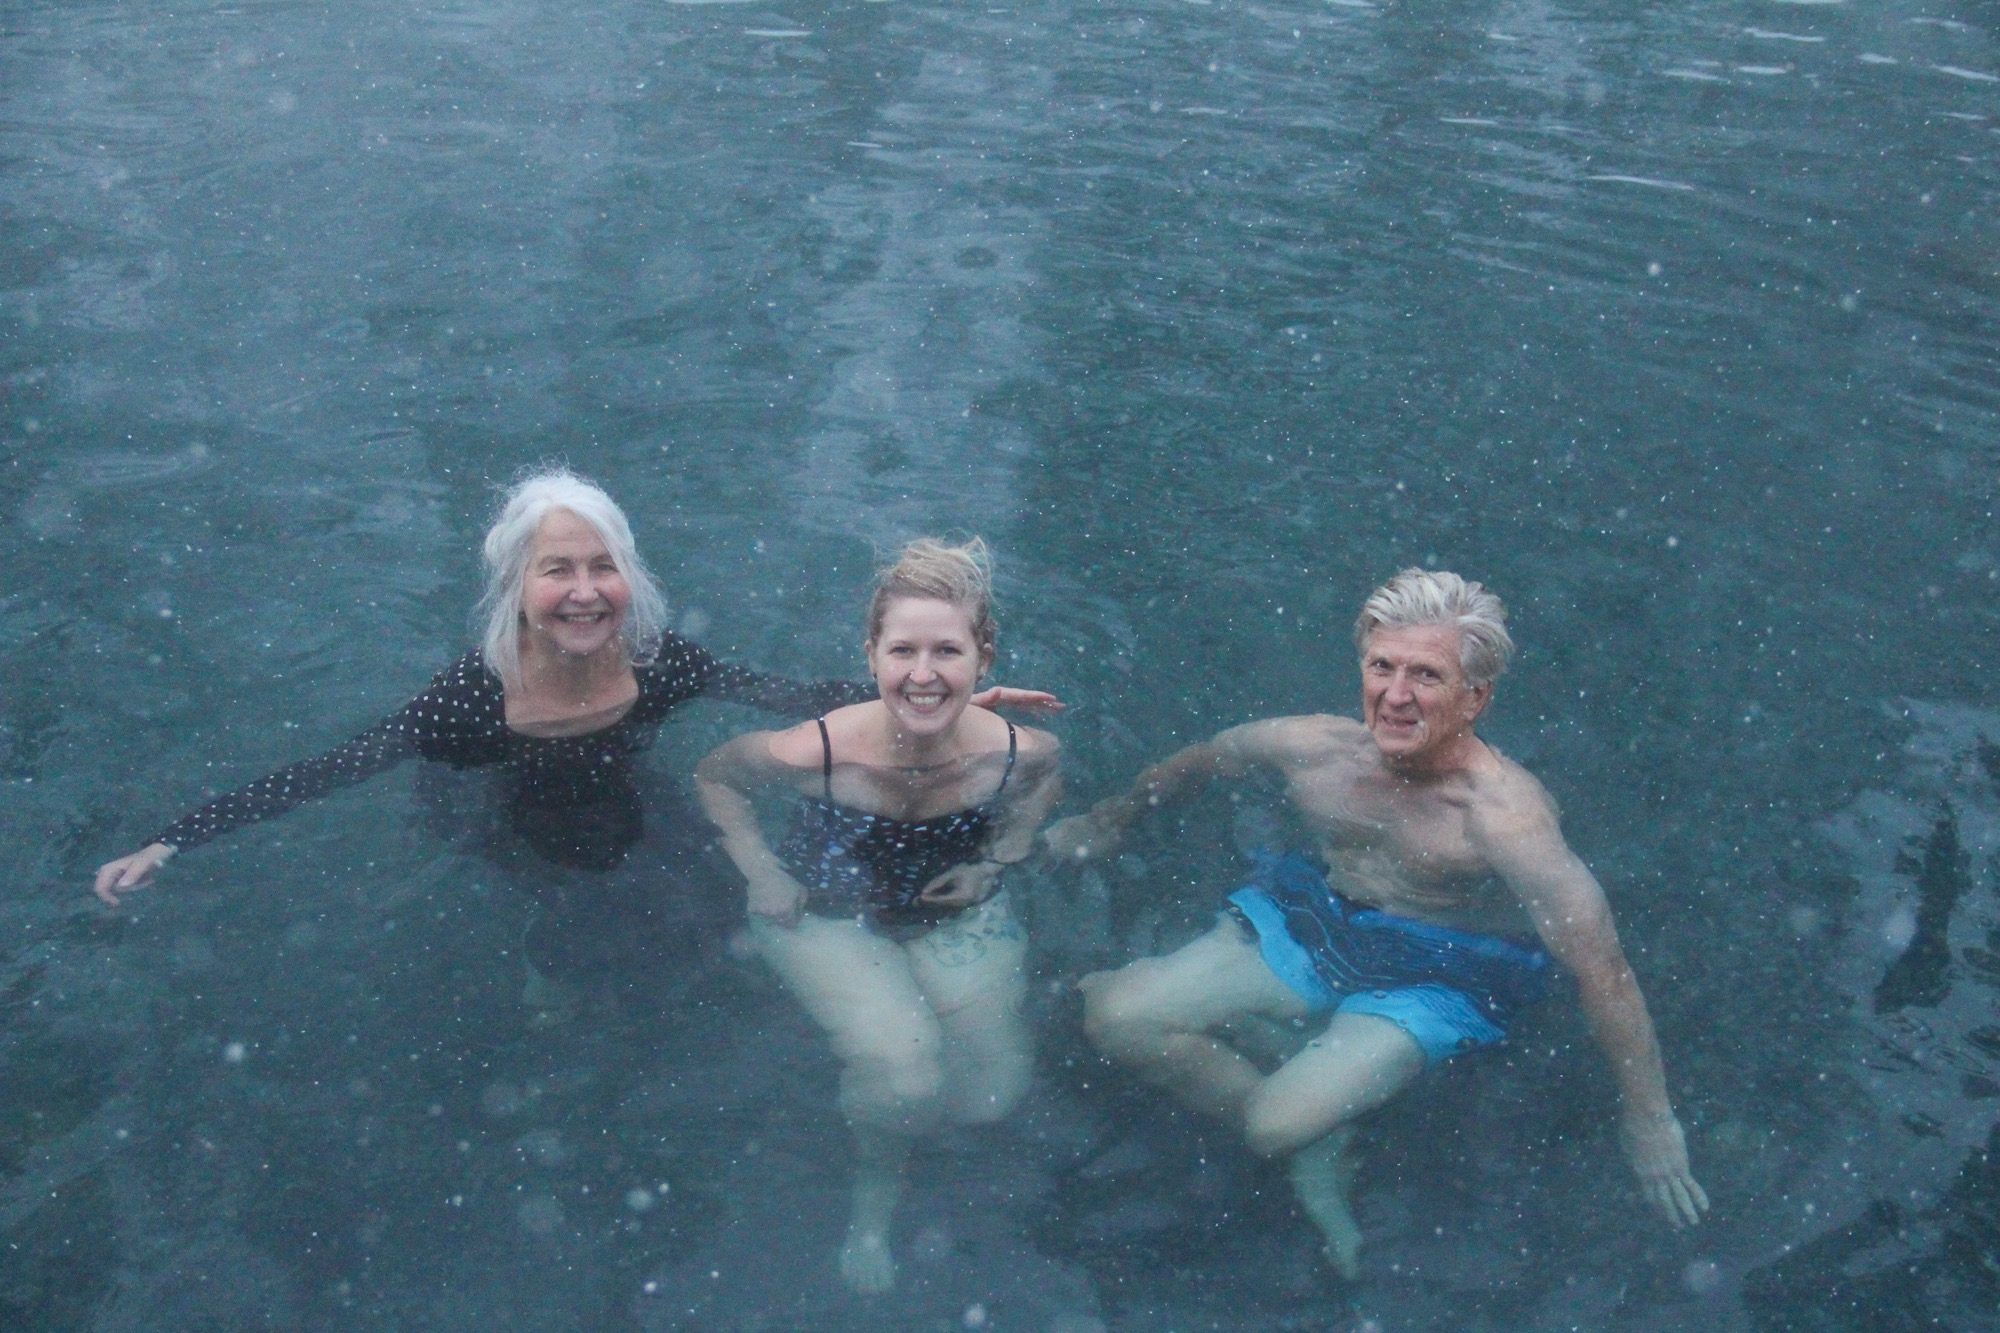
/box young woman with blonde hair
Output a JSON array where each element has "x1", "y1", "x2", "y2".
[{"x1": 696, "y1": 537, "x2": 1062, "y2": 1293}]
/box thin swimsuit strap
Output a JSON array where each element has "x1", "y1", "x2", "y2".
[
  {"x1": 816, "y1": 716, "x2": 834, "y2": 801},
  {"x1": 996, "y1": 720, "x2": 1018, "y2": 797},
  {"x1": 811, "y1": 716, "x2": 1018, "y2": 803}
]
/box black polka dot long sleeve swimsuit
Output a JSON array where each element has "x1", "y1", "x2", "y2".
[{"x1": 150, "y1": 635, "x2": 873, "y2": 872}]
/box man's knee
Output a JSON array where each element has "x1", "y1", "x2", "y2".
[
  {"x1": 1080, "y1": 965, "x2": 1173, "y2": 1060},
  {"x1": 1242, "y1": 1015, "x2": 1427, "y2": 1157}
]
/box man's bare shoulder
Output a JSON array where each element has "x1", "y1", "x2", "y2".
[
  {"x1": 1221, "y1": 714, "x2": 1369, "y2": 766},
  {"x1": 1466, "y1": 742, "x2": 1562, "y2": 832}
]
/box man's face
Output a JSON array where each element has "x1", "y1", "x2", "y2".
[{"x1": 1359, "y1": 624, "x2": 1490, "y2": 765}]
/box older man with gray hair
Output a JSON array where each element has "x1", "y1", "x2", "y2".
[{"x1": 1044, "y1": 568, "x2": 1707, "y2": 1277}]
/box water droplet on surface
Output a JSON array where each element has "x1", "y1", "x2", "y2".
[
  {"x1": 481, "y1": 1081, "x2": 525, "y2": 1117},
  {"x1": 1881, "y1": 905, "x2": 1917, "y2": 952},
  {"x1": 517, "y1": 1196, "x2": 564, "y2": 1236},
  {"x1": 1683, "y1": 1259, "x2": 1723, "y2": 1294}
]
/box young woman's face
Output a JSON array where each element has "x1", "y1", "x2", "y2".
[
  {"x1": 520, "y1": 508, "x2": 632, "y2": 661},
  {"x1": 866, "y1": 596, "x2": 989, "y2": 737}
]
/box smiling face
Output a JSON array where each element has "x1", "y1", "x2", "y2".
[
  {"x1": 1359, "y1": 623, "x2": 1491, "y2": 768},
  {"x1": 520, "y1": 508, "x2": 632, "y2": 661},
  {"x1": 865, "y1": 596, "x2": 991, "y2": 739}
]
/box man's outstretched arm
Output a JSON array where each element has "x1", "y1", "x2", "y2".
[
  {"x1": 1479, "y1": 784, "x2": 1710, "y2": 1229},
  {"x1": 1043, "y1": 719, "x2": 1298, "y2": 862}
]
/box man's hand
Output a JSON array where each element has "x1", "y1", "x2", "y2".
[
  {"x1": 918, "y1": 861, "x2": 1003, "y2": 909},
  {"x1": 94, "y1": 843, "x2": 175, "y2": 906},
  {"x1": 1042, "y1": 813, "x2": 1120, "y2": 863},
  {"x1": 1620, "y1": 1110, "x2": 1710, "y2": 1229}
]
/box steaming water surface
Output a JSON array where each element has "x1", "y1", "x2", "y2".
[{"x1": 2, "y1": 0, "x2": 1997, "y2": 1328}]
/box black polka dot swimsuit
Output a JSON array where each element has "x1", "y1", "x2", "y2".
[
  {"x1": 150, "y1": 635, "x2": 872, "y2": 872},
  {"x1": 777, "y1": 717, "x2": 1016, "y2": 933}
]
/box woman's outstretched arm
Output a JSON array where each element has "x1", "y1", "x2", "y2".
[
  {"x1": 693, "y1": 731, "x2": 815, "y2": 927},
  {"x1": 91, "y1": 655, "x2": 495, "y2": 905}
]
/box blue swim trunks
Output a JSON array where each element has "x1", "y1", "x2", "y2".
[{"x1": 1227, "y1": 850, "x2": 1550, "y2": 1064}]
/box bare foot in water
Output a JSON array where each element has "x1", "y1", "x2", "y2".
[
  {"x1": 1290, "y1": 1129, "x2": 1363, "y2": 1279},
  {"x1": 839, "y1": 1134, "x2": 905, "y2": 1293},
  {"x1": 838, "y1": 1228, "x2": 896, "y2": 1294}
]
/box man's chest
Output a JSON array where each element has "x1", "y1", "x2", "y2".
[{"x1": 1290, "y1": 766, "x2": 1490, "y2": 878}]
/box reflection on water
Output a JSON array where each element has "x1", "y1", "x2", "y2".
[{"x1": 2, "y1": 0, "x2": 1996, "y2": 1327}]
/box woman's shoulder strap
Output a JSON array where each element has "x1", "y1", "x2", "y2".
[{"x1": 996, "y1": 720, "x2": 1018, "y2": 794}]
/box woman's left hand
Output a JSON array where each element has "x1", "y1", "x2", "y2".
[
  {"x1": 970, "y1": 686, "x2": 1065, "y2": 716},
  {"x1": 918, "y1": 861, "x2": 1004, "y2": 908}
]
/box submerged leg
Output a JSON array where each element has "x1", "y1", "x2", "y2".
[
  {"x1": 1289, "y1": 1127, "x2": 1363, "y2": 1279},
  {"x1": 1247, "y1": 1010, "x2": 1426, "y2": 1277},
  {"x1": 751, "y1": 915, "x2": 946, "y2": 1293},
  {"x1": 908, "y1": 893, "x2": 1033, "y2": 1125},
  {"x1": 840, "y1": 1126, "x2": 908, "y2": 1295},
  {"x1": 1081, "y1": 917, "x2": 1309, "y2": 1123}
]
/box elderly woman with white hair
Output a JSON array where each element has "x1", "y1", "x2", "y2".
[{"x1": 92, "y1": 468, "x2": 1056, "y2": 996}]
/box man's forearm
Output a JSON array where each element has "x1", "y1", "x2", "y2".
[
  {"x1": 1578, "y1": 969, "x2": 1676, "y2": 1120},
  {"x1": 1088, "y1": 741, "x2": 1225, "y2": 832}
]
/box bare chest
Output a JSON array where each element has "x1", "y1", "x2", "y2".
[
  {"x1": 1296, "y1": 765, "x2": 1478, "y2": 856},
  {"x1": 1286, "y1": 765, "x2": 1517, "y2": 925}
]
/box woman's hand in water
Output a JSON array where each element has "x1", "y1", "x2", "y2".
[
  {"x1": 970, "y1": 686, "x2": 1065, "y2": 717},
  {"x1": 1041, "y1": 813, "x2": 1121, "y2": 864},
  {"x1": 918, "y1": 861, "x2": 1005, "y2": 909},
  {"x1": 93, "y1": 843, "x2": 176, "y2": 906},
  {"x1": 745, "y1": 869, "x2": 809, "y2": 927}
]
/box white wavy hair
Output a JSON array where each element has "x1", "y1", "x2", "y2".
[
  {"x1": 1352, "y1": 568, "x2": 1514, "y2": 688},
  {"x1": 475, "y1": 467, "x2": 670, "y2": 684}
]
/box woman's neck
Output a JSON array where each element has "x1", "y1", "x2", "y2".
[
  {"x1": 513, "y1": 640, "x2": 635, "y2": 712},
  {"x1": 870, "y1": 708, "x2": 973, "y2": 770}
]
